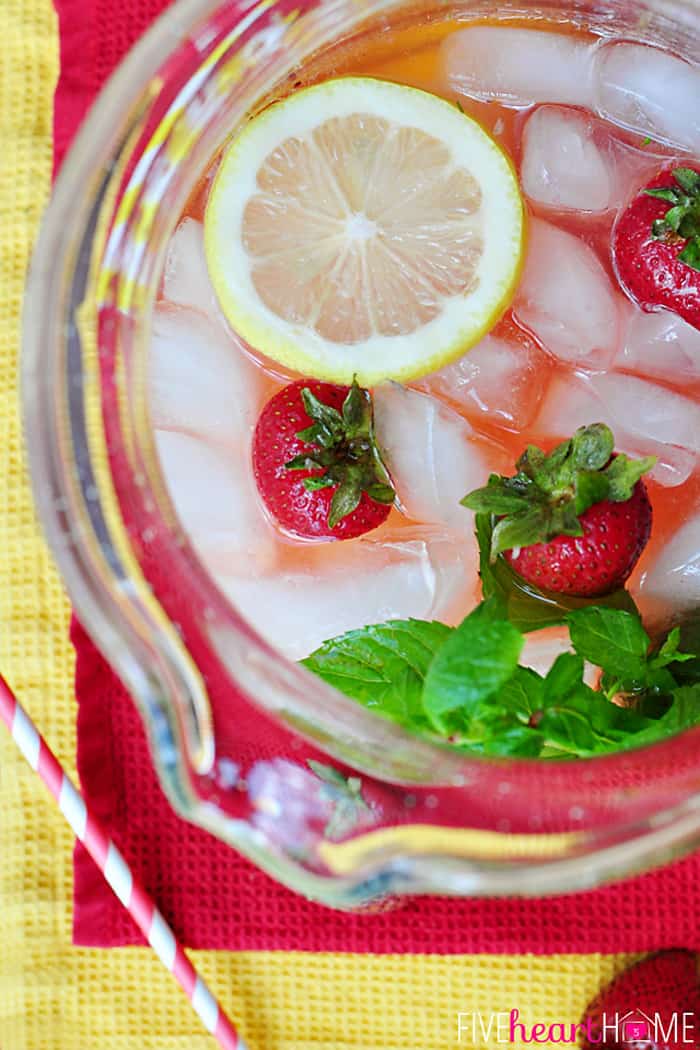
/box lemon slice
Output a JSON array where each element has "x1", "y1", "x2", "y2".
[{"x1": 205, "y1": 77, "x2": 525, "y2": 384}]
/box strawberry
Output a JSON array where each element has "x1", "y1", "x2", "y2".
[
  {"x1": 581, "y1": 949, "x2": 700, "y2": 1049},
  {"x1": 252, "y1": 377, "x2": 395, "y2": 541},
  {"x1": 613, "y1": 166, "x2": 700, "y2": 331},
  {"x1": 462, "y1": 423, "x2": 654, "y2": 598}
]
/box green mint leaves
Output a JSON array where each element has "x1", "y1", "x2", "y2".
[
  {"x1": 302, "y1": 604, "x2": 698, "y2": 760},
  {"x1": 422, "y1": 600, "x2": 523, "y2": 730},
  {"x1": 461, "y1": 424, "x2": 656, "y2": 558},
  {"x1": 307, "y1": 760, "x2": 370, "y2": 840},
  {"x1": 302, "y1": 618, "x2": 451, "y2": 731},
  {"x1": 645, "y1": 167, "x2": 700, "y2": 273},
  {"x1": 285, "y1": 377, "x2": 395, "y2": 528}
]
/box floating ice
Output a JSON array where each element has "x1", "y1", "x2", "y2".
[
  {"x1": 521, "y1": 107, "x2": 614, "y2": 213},
  {"x1": 155, "y1": 429, "x2": 276, "y2": 574},
  {"x1": 148, "y1": 306, "x2": 264, "y2": 448},
  {"x1": 536, "y1": 371, "x2": 698, "y2": 487},
  {"x1": 444, "y1": 27, "x2": 596, "y2": 108},
  {"x1": 591, "y1": 372, "x2": 700, "y2": 454},
  {"x1": 639, "y1": 509, "x2": 700, "y2": 614},
  {"x1": 220, "y1": 528, "x2": 474, "y2": 660},
  {"x1": 444, "y1": 29, "x2": 700, "y2": 153},
  {"x1": 594, "y1": 41, "x2": 700, "y2": 153},
  {"x1": 373, "y1": 383, "x2": 506, "y2": 530},
  {"x1": 514, "y1": 220, "x2": 620, "y2": 369},
  {"x1": 617, "y1": 308, "x2": 700, "y2": 383},
  {"x1": 417, "y1": 329, "x2": 549, "y2": 430},
  {"x1": 161, "y1": 218, "x2": 223, "y2": 320}
]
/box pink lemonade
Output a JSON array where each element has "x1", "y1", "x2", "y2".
[{"x1": 150, "y1": 8, "x2": 700, "y2": 757}]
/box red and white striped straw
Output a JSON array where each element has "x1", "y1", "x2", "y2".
[{"x1": 0, "y1": 673, "x2": 247, "y2": 1050}]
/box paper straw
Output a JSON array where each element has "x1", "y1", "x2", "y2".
[{"x1": 0, "y1": 673, "x2": 246, "y2": 1050}]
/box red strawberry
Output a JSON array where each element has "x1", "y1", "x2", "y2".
[
  {"x1": 613, "y1": 166, "x2": 700, "y2": 331},
  {"x1": 462, "y1": 423, "x2": 654, "y2": 598},
  {"x1": 581, "y1": 949, "x2": 700, "y2": 1049},
  {"x1": 252, "y1": 378, "x2": 395, "y2": 541}
]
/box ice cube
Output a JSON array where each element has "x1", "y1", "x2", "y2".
[
  {"x1": 536, "y1": 371, "x2": 698, "y2": 487},
  {"x1": 416, "y1": 326, "x2": 550, "y2": 430},
  {"x1": 592, "y1": 372, "x2": 700, "y2": 454},
  {"x1": 617, "y1": 308, "x2": 700, "y2": 383},
  {"x1": 443, "y1": 27, "x2": 596, "y2": 108},
  {"x1": 373, "y1": 384, "x2": 506, "y2": 530},
  {"x1": 593, "y1": 41, "x2": 700, "y2": 153},
  {"x1": 220, "y1": 528, "x2": 476, "y2": 660},
  {"x1": 514, "y1": 220, "x2": 620, "y2": 369},
  {"x1": 155, "y1": 429, "x2": 277, "y2": 574},
  {"x1": 161, "y1": 217, "x2": 223, "y2": 320},
  {"x1": 520, "y1": 107, "x2": 614, "y2": 213},
  {"x1": 148, "y1": 305, "x2": 265, "y2": 448},
  {"x1": 639, "y1": 509, "x2": 700, "y2": 614}
]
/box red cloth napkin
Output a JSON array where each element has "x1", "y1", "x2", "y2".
[{"x1": 58, "y1": 0, "x2": 700, "y2": 954}]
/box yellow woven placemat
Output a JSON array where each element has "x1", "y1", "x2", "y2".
[{"x1": 0, "y1": 1, "x2": 639, "y2": 1046}]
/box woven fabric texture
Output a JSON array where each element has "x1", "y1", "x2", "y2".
[
  {"x1": 65, "y1": 0, "x2": 700, "y2": 962},
  {"x1": 74, "y1": 618, "x2": 700, "y2": 956},
  {"x1": 0, "y1": 0, "x2": 661, "y2": 1046}
]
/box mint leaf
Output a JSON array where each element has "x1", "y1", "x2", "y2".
[
  {"x1": 498, "y1": 666, "x2": 545, "y2": 720},
  {"x1": 302, "y1": 618, "x2": 452, "y2": 730},
  {"x1": 307, "y1": 760, "x2": 370, "y2": 840},
  {"x1": 618, "y1": 684, "x2": 700, "y2": 750},
  {"x1": 654, "y1": 683, "x2": 700, "y2": 737},
  {"x1": 478, "y1": 725, "x2": 544, "y2": 757},
  {"x1": 538, "y1": 702, "x2": 597, "y2": 754},
  {"x1": 566, "y1": 607, "x2": 650, "y2": 680},
  {"x1": 422, "y1": 602, "x2": 523, "y2": 728},
  {"x1": 650, "y1": 626, "x2": 695, "y2": 670},
  {"x1": 544, "y1": 652, "x2": 586, "y2": 703}
]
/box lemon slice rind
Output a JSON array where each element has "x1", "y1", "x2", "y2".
[{"x1": 205, "y1": 76, "x2": 525, "y2": 385}]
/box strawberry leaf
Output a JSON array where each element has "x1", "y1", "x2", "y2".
[
  {"x1": 573, "y1": 470, "x2": 609, "y2": 515},
  {"x1": 328, "y1": 473, "x2": 362, "y2": 528},
  {"x1": 603, "y1": 452, "x2": 657, "y2": 501},
  {"x1": 462, "y1": 424, "x2": 654, "y2": 558},
  {"x1": 645, "y1": 187, "x2": 680, "y2": 203},
  {"x1": 285, "y1": 377, "x2": 395, "y2": 528},
  {"x1": 571, "y1": 423, "x2": 614, "y2": 471},
  {"x1": 490, "y1": 505, "x2": 555, "y2": 557},
  {"x1": 646, "y1": 167, "x2": 700, "y2": 274}
]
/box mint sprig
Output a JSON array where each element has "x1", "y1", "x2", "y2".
[
  {"x1": 285, "y1": 377, "x2": 395, "y2": 528},
  {"x1": 461, "y1": 424, "x2": 656, "y2": 558},
  {"x1": 302, "y1": 604, "x2": 698, "y2": 759},
  {"x1": 645, "y1": 167, "x2": 700, "y2": 272}
]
